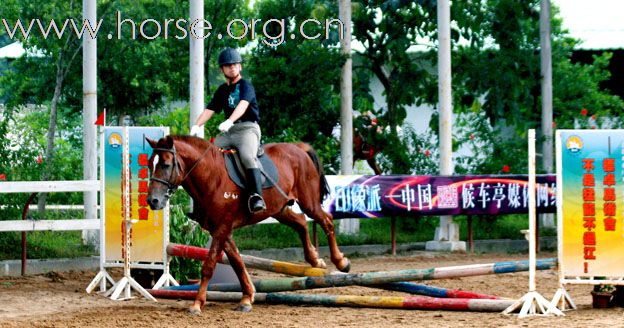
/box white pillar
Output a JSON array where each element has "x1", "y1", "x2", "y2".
[
  {"x1": 540, "y1": 0, "x2": 555, "y2": 228},
  {"x1": 189, "y1": 0, "x2": 205, "y2": 138},
  {"x1": 82, "y1": 0, "x2": 99, "y2": 247},
  {"x1": 188, "y1": 0, "x2": 204, "y2": 213},
  {"x1": 338, "y1": 0, "x2": 358, "y2": 235},
  {"x1": 426, "y1": 0, "x2": 465, "y2": 252}
]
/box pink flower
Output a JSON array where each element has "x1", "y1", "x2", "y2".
[
  {"x1": 36, "y1": 155, "x2": 43, "y2": 164},
  {"x1": 424, "y1": 150, "x2": 430, "y2": 157},
  {"x1": 0, "y1": 173, "x2": 5, "y2": 181},
  {"x1": 469, "y1": 134, "x2": 475, "y2": 140},
  {"x1": 502, "y1": 165, "x2": 510, "y2": 173},
  {"x1": 371, "y1": 118, "x2": 378, "y2": 126},
  {"x1": 591, "y1": 114, "x2": 596, "y2": 120},
  {"x1": 580, "y1": 108, "x2": 588, "y2": 116}
]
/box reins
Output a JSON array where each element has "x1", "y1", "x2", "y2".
[{"x1": 150, "y1": 142, "x2": 212, "y2": 198}]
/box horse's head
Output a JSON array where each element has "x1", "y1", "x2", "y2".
[{"x1": 145, "y1": 136, "x2": 183, "y2": 210}]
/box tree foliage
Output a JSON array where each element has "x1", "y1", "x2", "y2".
[
  {"x1": 246, "y1": 0, "x2": 345, "y2": 171},
  {"x1": 451, "y1": 0, "x2": 624, "y2": 174}
]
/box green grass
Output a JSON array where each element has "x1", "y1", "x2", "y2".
[
  {"x1": 0, "y1": 208, "x2": 96, "y2": 260},
  {"x1": 232, "y1": 214, "x2": 551, "y2": 251},
  {"x1": 0, "y1": 230, "x2": 96, "y2": 260}
]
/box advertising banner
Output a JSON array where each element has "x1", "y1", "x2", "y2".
[
  {"x1": 558, "y1": 130, "x2": 624, "y2": 277},
  {"x1": 324, "y1": 174, "x2": 556, "y2": 219},
  {"x1": 104, "y1": 127, "x2": 167, "y2": 262}
]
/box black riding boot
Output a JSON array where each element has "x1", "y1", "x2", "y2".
[{"x1": 246, "y1": 168, "x2": 266, "y2": 213}]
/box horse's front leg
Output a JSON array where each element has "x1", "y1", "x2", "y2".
[
  {"x1": 189, "y1": 231, "x2": 227, "y2": 315},
  {"x1": 223, "y1": 237, "x2": 255, "y2": 312}
]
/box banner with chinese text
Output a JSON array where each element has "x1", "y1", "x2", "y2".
[
  {"x1": 323, "y1": 174, "x2": 556, "y2": 219},
  {"x1": 558, "y1": 130, "x2": 624, "y2": 277},
  {"x1": 104, "y1": 127, "x2": 167, "y2": 262}
]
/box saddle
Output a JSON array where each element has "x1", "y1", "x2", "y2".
[{"x1": 222, "y1": 146, "x2": 279, "y2": 190}]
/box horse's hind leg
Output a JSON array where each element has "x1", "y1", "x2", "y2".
[
  {"x1": 223, "y1": 237, "x2": 255, "y2": 312},
  {"x1": 274, "y1": 207, "x2": 326, "y2": 269},
  {"x1": 301, "y1": 205, "x2": 350, "y2": 273}
]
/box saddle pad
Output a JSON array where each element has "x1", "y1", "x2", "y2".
[{"x1": 224, "y1": 151, "x2": 279, "y2": 190}]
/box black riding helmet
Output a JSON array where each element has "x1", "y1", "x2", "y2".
[{"x1": 218, "y1": 48, "x2": 242, "y2": 66}]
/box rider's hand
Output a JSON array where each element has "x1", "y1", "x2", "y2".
[
  {"x1": 190, "y1": 125, "x2": 202, "y2": 136},
  {"x1": 218, "y1": 120, "x2": 234, "y2": 133}
]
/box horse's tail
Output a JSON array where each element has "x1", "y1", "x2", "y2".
[{"x1": 296, "y1": 143, "x2": 330, "y2": 201}]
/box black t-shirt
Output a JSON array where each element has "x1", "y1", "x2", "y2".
[{"x1": 207, "y1": 79, "x2": 260, "y2": 123}]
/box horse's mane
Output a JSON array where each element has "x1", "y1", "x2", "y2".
[
  {"x1": 171, "y1": 135, "x2": 222, "y2": 163},
  {"x1": 172, "y1": 135, "x2": 212, "y2": 148}
]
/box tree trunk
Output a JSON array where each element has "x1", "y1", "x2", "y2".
[{"x1": 37, "y1": 65, "x2": 65, "y2": 218}]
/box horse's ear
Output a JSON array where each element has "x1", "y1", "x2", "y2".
[
  {"x1": 165, "y1": 135, "x2": 174, "y2": 149},
  {"x1": 145, "y1": 137, "x2": 158, "y2": 149}
]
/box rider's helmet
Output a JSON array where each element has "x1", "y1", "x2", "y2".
[{"x1": 218, "y1": 48, "x2": 242, "y2": 66}]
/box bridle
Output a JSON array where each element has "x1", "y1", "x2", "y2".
[
  {"x1": 149, "y1": 143, "x2": 212, "y2": 199},
  {"x1": 150, "y1": 145, "x2": 182, "y2": 199}
]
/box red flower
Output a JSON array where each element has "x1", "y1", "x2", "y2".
[
  {"x1": 371, "y1": 118, "x2": 378, "y2": 126},
  {"x1": 591, "y1": 114, "x2": 596, "y2": 120},
  {"x1": 552, "y1": 121, "x2": 556, "y2": 128},
  {"x1": 0, "y1": 173, "x2": 5, "y2": 181},
  {"x1": 424, "y1": 150, "x2": 430, "y2": 157},
  {"x1": 209, "y1": 137, "x2": 215, "y2": 143},
  {"x1": 502, "y1": 165, "x2": 510, "y2": 173},
  {"x1": 36, "y1": 155, "x2": 43, "y2": 164},
  {"x1": 469, "y1": 134, "x2": 475, "y2": 140},
  {"x1": 580, "y1": 108, "x2": 588, "y2": 116}
]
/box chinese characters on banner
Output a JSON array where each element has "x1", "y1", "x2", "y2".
[
  {"x1": 138, "y1": 153, "x2": 150, "y2": 221},
  {"x1": 559, "y1": 130, "x2": 624, "y2": 278},
  {"x1": 324, "y1": 175, "x2": 556, "y2": 219}
]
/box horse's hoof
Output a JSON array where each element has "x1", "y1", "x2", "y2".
[
  {"x1": 234, "y1": 303, "x2": 252, "y2": 313},
  {"x1": 188, "y1": 307, "x2": 202, "y2": 316},
  {"x1": 338, "y1": 258, "x2": 351, "y2": 273},
  {"x1": 316, "y1": 258, "x2": 327, "y2": 269}
]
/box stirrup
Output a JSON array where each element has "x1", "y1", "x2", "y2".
[{"x1": 248, "y1": 194, "x2": 266, "y2": 213}]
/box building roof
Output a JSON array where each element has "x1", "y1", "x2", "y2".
[{"x1": 0, "y1": 42, "x2": 25, "y2": 59}]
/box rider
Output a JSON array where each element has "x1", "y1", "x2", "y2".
[{"x1": 190, "y1": 47, "x2": 266, "y2": 213}]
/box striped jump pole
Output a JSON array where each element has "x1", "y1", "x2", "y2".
[
  {"x1": 167, "y1": 281, "x2": 502, "y2": 300},
  {"x1": 163, "y1": 258, "x2": 556, "y2": 293},
  {"x1": 147, "y1": 290, "x2": 515, "y2": 312},
  {"x1": 378, "y1": 282, "x2": 503, "y2": 299},
  {"x1": 167, "y1": 243, "x2": 327, "y2": 277}
]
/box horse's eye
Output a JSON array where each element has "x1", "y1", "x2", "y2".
[{"x1": 161, "y1": 163, "x2": 171, "y2": 169}]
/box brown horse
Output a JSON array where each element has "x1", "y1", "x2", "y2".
[{"x1": 145, "y1": 135, "x2": 350, "y2": 314}]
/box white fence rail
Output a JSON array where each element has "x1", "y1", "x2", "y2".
[
  {"x1": 0, "y1": 180, "x2": 100, "y2": 193},
  {"x1": 0, "y1": 180, "x2": 100, "y2": 232},
  {"x1": 0, "y1": 219, "x2": 99, "y2": 232}
]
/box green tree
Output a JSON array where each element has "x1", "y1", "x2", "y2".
[
  {"x1": 0, "y1": 0, "x2": 86, "y2": 214},
  {"x1": 451, "y1": 0, "x2": 624, "y2": 174},
  {"x1": 247, "y1": 0, "x2": 345, "y2": 171}
]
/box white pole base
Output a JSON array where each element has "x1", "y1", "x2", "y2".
[
  {"x1": 153, "y1": 273, "x2": 179, "y2": 290},
  {"x1": 105, "y1": 276, "x2": 157, "y2": 302},
  {"x1": 86, "y1": 269, "x2": 115, "y2": 294},
  {"x1": 502, "y1": 291, "x2": 565, "y2": 318},
  {"x1": 550, "y1": 287, "x2": 576, "y2": 311}
]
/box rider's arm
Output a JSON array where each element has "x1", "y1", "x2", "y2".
[
  {"x1": 225, "y1": 100, "x2": 249, "y2": 123},
  {"x1": 195, "y1": 109, "x2": 215, "y2": 126}
]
